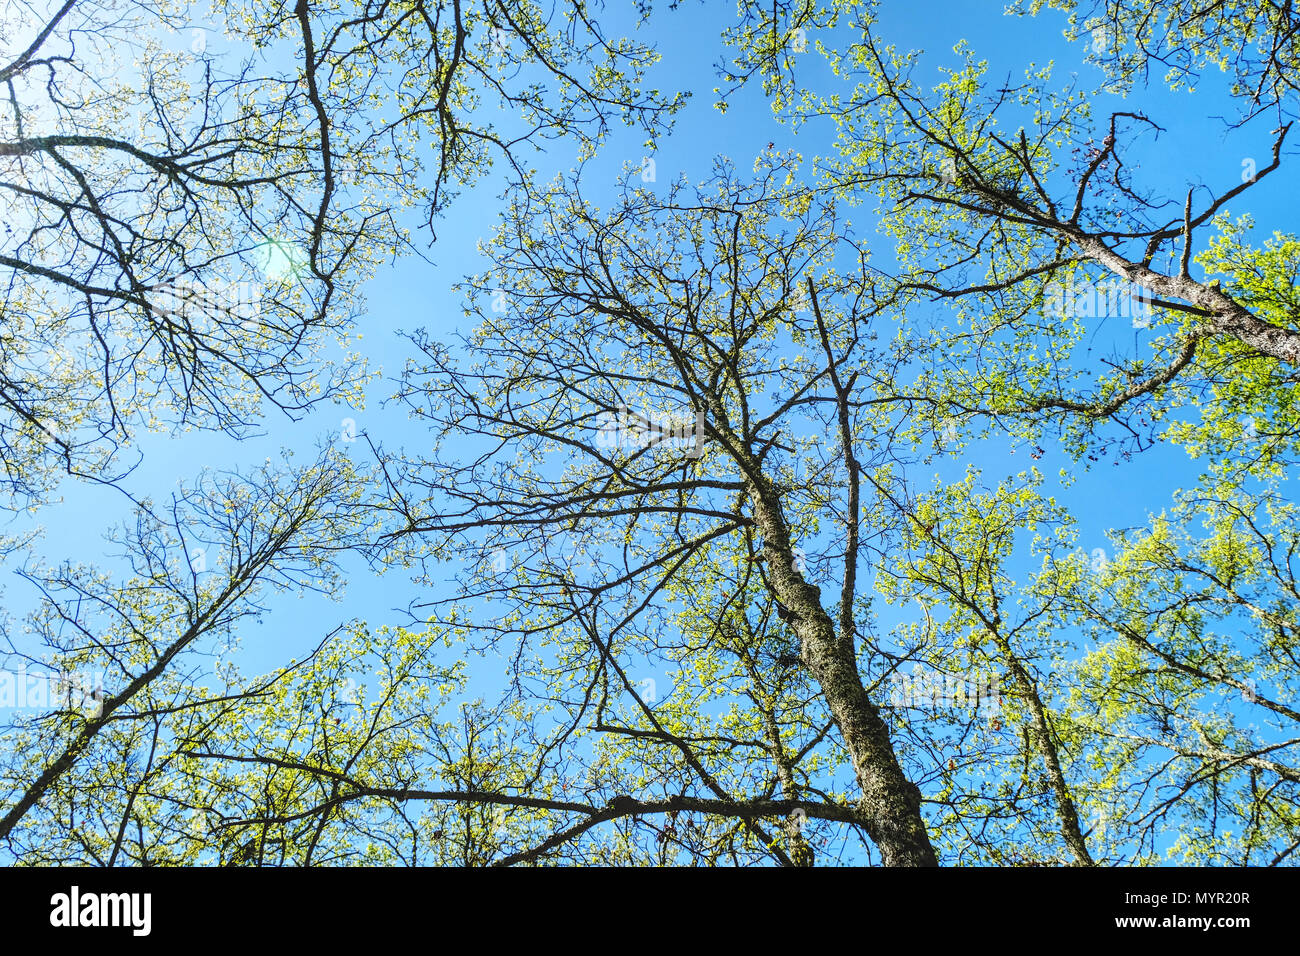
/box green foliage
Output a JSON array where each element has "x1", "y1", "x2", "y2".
[{"x1": 4, "y1": 0, "x2": 1300, "y2": 868}]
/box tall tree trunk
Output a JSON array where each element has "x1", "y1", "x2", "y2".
[{"x1": 747, "y1": 477, "x2": 937, "y2": 866}]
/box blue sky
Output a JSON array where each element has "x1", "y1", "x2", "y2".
[
  {"x1": 3, "y1": 0, "x2": 1295, "y2": 862},
  {"x1": 13, "y1": 0, "x2": 1283, "y2": 646}
]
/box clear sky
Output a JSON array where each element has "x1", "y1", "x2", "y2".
[{"x1": 2, "y1": 0, "x2": 1293, "y2": 863}]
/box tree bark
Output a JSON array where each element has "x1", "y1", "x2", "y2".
[
  {"x1": 1074, "y1": 233, "x2": 1300, "y2": 365},
  {"x1": 747, "y1": 475, "x2": 937, "y2": 866}
]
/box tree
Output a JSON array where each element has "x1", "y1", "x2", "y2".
[
  {"x1": 878, "y1": 469, "x2": 1097, "y2": 865},
  {"x1": 0, "y1": 445, "x2": 368, "y2": 860},
  {"x1": 0, "y1": 0, "x2": 686, "y2": 862},
  {"x1": 358, "y1": 158, "x2": 943, "y2": 865},
  {"x1": 0, "y1": 0, "x2": 683, "y2": 507},
  {"x1": 1010, "y1": 0, "x2": 1300, "y2": 122},
  {"x1": 694, "y1": 0, "x2": 1300, "y2": 865},
  {"x1": 4, "y1": 0, "x2": 1300, "y2": 869},
  {"x1": 1054, "y1": 476, "x2": 1300, "y2": 865},
  {"x1": 751, "y1": 5, "x2": 1300, "y2": 480}
]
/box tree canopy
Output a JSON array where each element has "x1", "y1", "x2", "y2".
[{"x1": 2, "y1": 0, "x2": 1299, "y2": 867}]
